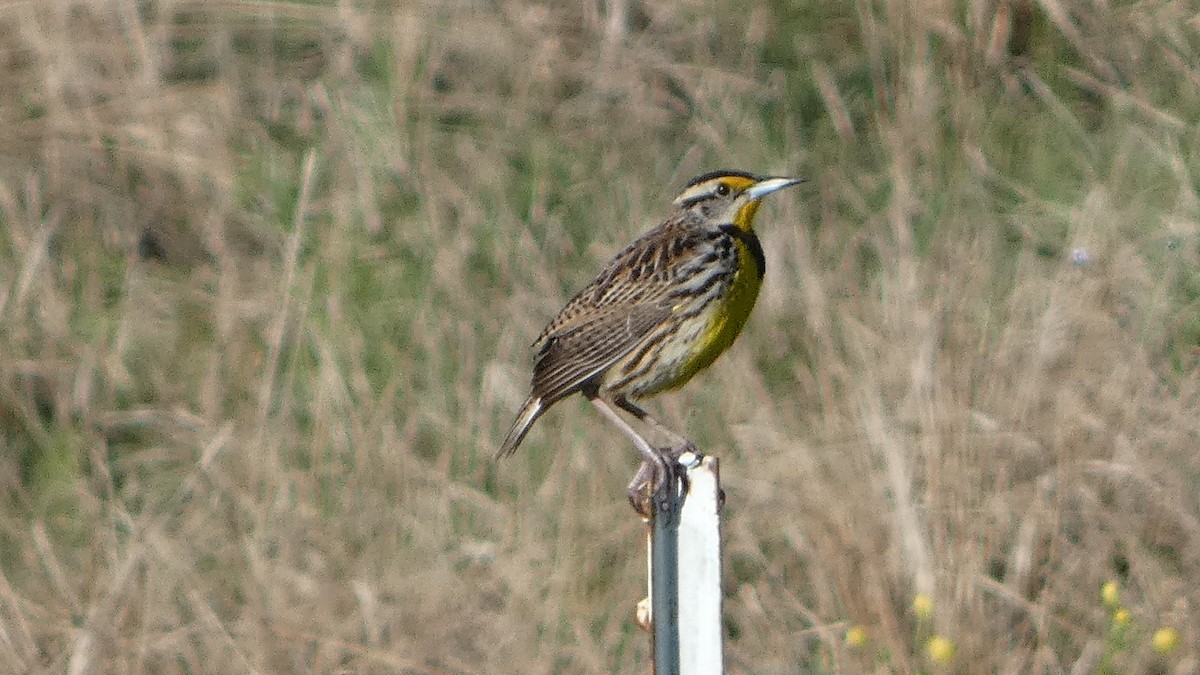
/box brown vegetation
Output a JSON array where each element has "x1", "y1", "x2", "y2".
[{"x1": 1, "y1": 0, "x2": 1198, "y2": 672}]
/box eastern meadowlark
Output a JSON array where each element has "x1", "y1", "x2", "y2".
[{"x1": 497, "y1": 170, "x2": 802, "y2": 512}]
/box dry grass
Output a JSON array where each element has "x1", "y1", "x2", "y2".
[{"x1": 1, "y1": 0, "x2": 1199, "y2": 672}]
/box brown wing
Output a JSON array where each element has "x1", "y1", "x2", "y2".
[
  {"x1": 526, "y1": 215, "x2": 714, "y2": 404},
  {"x1": 529, "y1": 303, "x2": 671, "y2": 403}
]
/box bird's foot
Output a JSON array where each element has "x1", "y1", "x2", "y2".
[
  {"x1": 627, "y1": 441, "x2": 698, "y2": 518},
  {"x1": 627, "y1": 460, "x2": 657, "y2": 518},
  {"x1": 664, "y1": 440, "x2": 699, "y2": 464}
]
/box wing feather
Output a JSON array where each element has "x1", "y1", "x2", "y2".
[
  {"x1": 524, "y1": 216, "x2": 717, "y2": 404},
  {"x1": 529, "y1": 304, "x2": 670, "y2": 403}
]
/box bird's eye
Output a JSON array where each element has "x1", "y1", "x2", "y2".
[{"x1": 716, "y1": 183, "x2": 730, "y2": 196}]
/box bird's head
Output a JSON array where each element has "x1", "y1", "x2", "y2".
[{"x1": 672, "y1": 170, "x2": 803, "y2": 231}]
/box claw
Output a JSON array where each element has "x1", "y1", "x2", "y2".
[
  {"x1": 628, "y1": 446, "x2": 692, "y2": 517},
  {"x1": 627, "y1": 460, "x2": 657, "y2": 517},
  {"x1": 650, "y1": 460, "x2": 676, "y2": 515},
  {"x1": 665, "y1": 441, "x2": 699, "y2": 462}
]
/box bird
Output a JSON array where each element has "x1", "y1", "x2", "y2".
[{"x1": 497, "y1": 170, "x2": 802, "y2": 513}]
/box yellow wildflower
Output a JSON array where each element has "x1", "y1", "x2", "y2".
[
  {"x1": 926, "y1": 635, "x2": 955, "y2": 664},
  {"x1": 844, "y1": 625, "x2": 868, "y2": 648},
  {"x1": 1152, "y1": 627, "x2": 1180, "y2": 654}
]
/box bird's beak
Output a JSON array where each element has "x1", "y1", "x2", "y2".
[{"x1": 746, "y1": 176, "x2": 804, "y2": 200}]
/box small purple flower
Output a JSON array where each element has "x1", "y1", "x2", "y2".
[{"x1": 1070, "y1": 247, "x2": 1091, "y2": 266}]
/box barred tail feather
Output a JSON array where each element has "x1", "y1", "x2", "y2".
[{"x1": 495, "y1": 397, "x2": 545, "y2": 460}]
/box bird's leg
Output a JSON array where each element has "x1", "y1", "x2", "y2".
[
  {"x1": 613, "y1": 395, "x2": 697, "y2": 459},
  {"x1": 625, "y1": 461, "x2": 659, "y2": 517},
  {"x1": 612, "y1": 395, "x2": 696, "y2": 504},
  {"x1": 588, "y1": 395, "x2": 674, "y2": 517}
]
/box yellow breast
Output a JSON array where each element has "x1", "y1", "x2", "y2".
[{"x1": 666, "y1": 232, "x2": 763, "y2": 388}]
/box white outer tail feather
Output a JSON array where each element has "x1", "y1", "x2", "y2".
[{"x1": 496, "y1": 397, "x2": 544, "y2": 459}]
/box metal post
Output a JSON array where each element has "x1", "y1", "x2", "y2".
[
  {"x1": 650, "y1": 467, "x2": 682, "y2": 675},
  {"x1": 645, "y1": 452, "x2": 723, "y2": 674}
]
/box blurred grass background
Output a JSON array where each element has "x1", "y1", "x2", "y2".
[{"x1": 1, "y1": 0, "x2": 1199, "y2": 672}]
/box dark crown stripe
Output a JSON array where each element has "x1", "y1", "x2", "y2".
[{"x1": 684, "y1": 169, "x2": 760, "y2": 188}]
